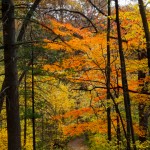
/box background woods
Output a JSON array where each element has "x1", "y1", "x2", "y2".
[{"x1": 0, "y1": 0, "x2": 150, "y2": 150}]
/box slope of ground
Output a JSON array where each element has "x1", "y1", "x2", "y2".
[{"x1": 67, "y1": 137, "x2": 89, "y2": 150}]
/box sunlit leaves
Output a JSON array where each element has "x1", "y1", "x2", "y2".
[
  {"x1": 40, "y1": 3, "x2": 150, "y2": 143},
  {"x1": 0, "y1": 128, "x2": 7, "y2": 149},
  {"x1": 63, "y1": 119, "x2": 107, "y2": 136}
]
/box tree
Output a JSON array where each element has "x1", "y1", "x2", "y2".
[
  {"x1": 115, "y1": 1, "x2": 136, "y2": 149},
  {"x1": 2, "y1": 0, "x2": 21, "y2": 149},
  {"x1": 106, "y1": 0, "x2": 111, "y2": 141},
  {"x1": 0, "y1": 0, "x2": 42, "y2": 114},
  {"x1": 1, "y1": 0, "x2": 42, "y2": 149},
  {"x1": 138, "y1": 0, "x2": 150, "y2": 142}
]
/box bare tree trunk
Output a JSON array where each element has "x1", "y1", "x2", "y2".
[
  {"x1": 32, "y1": 48, "x2": 36, "y2": 150},
  {"x1": 138, "y1": 103, "x2": 148, "y2": 142},
  {"x1": 106, "y1": 0, "x2": 111, "y2": 141},
  {"x1": 138, "y1": 0, "x2": 150, "y2": 142},
  {"x1": 115, "y1": 68, "x2": 121, "y2": 146},
  {"x1": 24, "y1": 73, "x2": 27, "y2": 148},
  {"x1": 115, "y1": 0, "x2": 136, "y2": 149},
  {"x1": 117, "y1": 114, "x2": 121, "y2": 147},
  {"x1": 2, "y1": 0, "x2": 21, "y2": 149},
  {"x1": 138, "y1": 50, "x2": 146, "y2": 142},
  {"x1": 17, "y1": 0, "x2": 42, "y2": 42},
  {"x1": 138, "y1": 0, "x2": 150, "y2": 70}
]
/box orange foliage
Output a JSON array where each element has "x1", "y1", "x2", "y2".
[
  {"x1": 41, "y1": 5, "x2": 150, "y2": 138},
  {"x1": 62, "y1": 120, "x2": 107, "y2": 136},
  {"x1": 53, "y1": 107, "x2": 93, "y2": 120},
  {"x1": 93, "y1": 94, "x2": 106, "y2": 102}
]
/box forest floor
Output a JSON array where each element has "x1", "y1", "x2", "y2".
[{"x1": 67, "y1": 137, "x2": 89, "y2": 150}]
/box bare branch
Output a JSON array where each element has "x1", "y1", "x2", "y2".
[{"x1": 45, "y1": 8, "x2": 98, "y2": 33}]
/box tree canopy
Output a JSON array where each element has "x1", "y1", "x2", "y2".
[{"x1": 0, "y1": 0, "x2": 150, "y2": 150}]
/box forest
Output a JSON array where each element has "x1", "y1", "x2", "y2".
[{"x1": 0, "y1": 0, "x2": 150, "y2": 150}]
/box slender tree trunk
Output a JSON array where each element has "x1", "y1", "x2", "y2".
[
  {"x1": 138, "y1": 0, "x2": 150, "y2": 71},
  {"x1": 115, "y1": 1, "x2": 136, "y2": 149},
  {"x1": 138, "y1": 52, "x2": 148, "y2": 142},
  {"x1": 32, "y1": 48, "x2": 36, "y2": 150},
  {"x1": 106, "y1": 0, "x2": 111, "y2": 141},
  {"x1": 109, "y1": 64, "x2": 127, "y2": 142},
  {"x1": 42, "y1": 114, "x2": 44, "y2": 149},
  {"x1": 24, "y1": 73, "x2": 27, "y2": 148},
  {"x1": 2, "y1": 0, "x2": 21, "y2": 149},
  {"x1": 59, "y1": 0, "x2": 64, "y2": 22},
  {"x1": 115, "y1": 68, "x2": 121, "y2": 146},
  {"x1": 138, "y1": 0, "x2": 150, "y2": 142},
  {"x1": 17, "y1": 0, "x2": 42, "y2": 42},
  {"x1": 117, "y1": 114, "x2": 121, "y2": 147},
  {"x1": 138, "y1": 103, "x2": 148, "y2": 142}
]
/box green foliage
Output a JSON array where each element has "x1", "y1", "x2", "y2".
[
  {"x1": 134, "y1": 140, "x2": 150, "y2": 149},
  {"x1": 87, "y1": 134, "x2": 125, "y2": 150}
]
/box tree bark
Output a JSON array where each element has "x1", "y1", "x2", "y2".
[
  {"x1": 106, "y1": 0, "x2": 111, "y2": 141},
  {"x1": 138, "y1": 0, "x2": 150, "y2": 142},
  {"x1": 2, "y1": 0, "x2": 21, "y2": 149},
  {"x1": 24, "y1": 73, "x2": 27, "y2": 148},
  {"x1": 138, "y1": 103, "x2": 148, "y2": 142},
  {"x1": 17, "y1": 0, "x2": 42, "y2": 42},
  {"x1": 115, "y1": 1, "x2": 136, "y2": 149},
  {"x1": 32, "y1": 47, "x2": 36, "y2": 150},
  {"x1": 138, "y1": 0, "x2": 150, "y2": 71}
]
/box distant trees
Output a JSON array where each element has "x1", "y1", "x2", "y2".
[{"x1": 42, "y1": 1, "x2": 150, "y2": 149}]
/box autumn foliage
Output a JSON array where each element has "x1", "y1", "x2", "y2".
[
  {"x1": 39, "y1": 4, "x2": 150, "y2": 149},
  {"x1": 1, "y1": 1, "x2": 150, "y2": 150}
]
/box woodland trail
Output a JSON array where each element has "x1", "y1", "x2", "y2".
[{"x1": 67, "y1": 137, "x2": 89, "y2": 150}]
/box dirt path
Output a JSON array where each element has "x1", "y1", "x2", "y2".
[{"x1": 67, "y1": 137, "x2": 89, "y2": 150}]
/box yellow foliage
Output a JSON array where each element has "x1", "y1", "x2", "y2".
[
  {"x1": 0, "y1": 128, "x2": 7, "y2": 150},
  {"x1": 132, "y1": 93, "x2": 150, "y2": 104}
]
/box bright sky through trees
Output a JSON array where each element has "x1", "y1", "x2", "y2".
[
  {"x1": 118, "y1": 0, "x2": 137, "y2": 5},
  {"x1": 119, "y1": 0, "x2": 150, "y2": 6}
]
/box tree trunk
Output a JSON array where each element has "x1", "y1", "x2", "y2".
[
  {"x1": 106, "y1": 0, "x2": 111, "y2": 141},
  {"x1": 32, "y1": 48, "x2": 36, "y2": 150},
  {"x1": 117, "y1": 114, "x2": 121, "y2": 148},
  {"x1": 138, "y1": 103, "x2": 148, "y2": 142},
  {"x1": 17, "y1": 0, "x2": 42, "y2": 42},
  {"x1": 115, "y1": 1, "x2": 136, "y2": 149},
  {"x1": 138, "y1": 0, "x2": 150, "y2": 71},
  {"x1": 115, "y1": 69, "x2": 121, "y2": 146},
  {"x1": 2, "y1": 0, "x2": 21, "y2": 149},
  {"x1": 138, "y1": 0, "x2": 150, "y2": 142},
  {"x1": 24, "y1": 73, "x2": 27, "y2": 148}
]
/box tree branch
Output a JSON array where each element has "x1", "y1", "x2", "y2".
[{"x1": 45, "y1": 8, "x2": 98, "y2": 33}]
